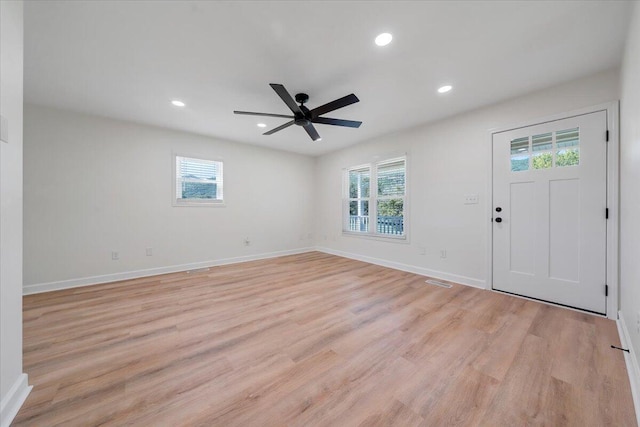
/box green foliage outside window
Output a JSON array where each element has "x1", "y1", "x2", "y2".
[
  {"x1": 528, "y1": 149, "x2": 579, "y2": 170},
  {"x1": 556, "y1": 149, "x2": 579, "y2": 167},
  {"x1": 533, "y1": 152, "x2": 552, "y2": 169},
  {"x1": 378, "y1": 199, "x2": 403, "y2": 216},
  {"x1": 349, "y1": 201, "x2": 369, "y2": 216}
]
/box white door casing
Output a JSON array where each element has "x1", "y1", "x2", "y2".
[{"x1": 492, "y1": 110, "x2": 607, "y2": 314}]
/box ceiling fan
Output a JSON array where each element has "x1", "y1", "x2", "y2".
[{"x1": 234, "y1": 83, "x2": 362, "y2": 142}]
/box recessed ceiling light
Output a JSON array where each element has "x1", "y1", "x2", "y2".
[
  {"x1": 375, "y1": 33, "x2": 392, "y2": 47},
  {"x1": 437, "y1": 85, "x2": 453, "y2": 94},
  {"x1": 257, "y1": 123, "x2": 267, "y2": 128},
  {"x1": 171, "y1": 100, "x2": 185, "y2": 107}
]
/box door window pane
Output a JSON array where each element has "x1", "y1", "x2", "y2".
[
  {"x1": 510, "y1": 137, "x2": 529, "y2": 172},
  {"x1": 532, "y1": 133, "x2": 552, "y2": 169},
  {"x1": 556, "y1": 128, "x2": 580, "y2": 167}
]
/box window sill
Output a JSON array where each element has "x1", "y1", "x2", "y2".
[
  {"x1": 173, "y1": 200, "x2": 226, "y2": 207},
  {"x1": 342, "y1": 231, "x2": 409, "y2": 243}
]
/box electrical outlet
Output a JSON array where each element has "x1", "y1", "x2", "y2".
[
  {"x1": 146, "y1": 247, "x2": 153, "y2": 256},
  {"x1": 440, "y1": 250, "x2": 447, "y2": 258},
  {"x1": 418, "y1": 247, "x2": 426, "y2": 255},
  {"x1": 111, "y1": 251, "x2": 119, "y2": 260}
]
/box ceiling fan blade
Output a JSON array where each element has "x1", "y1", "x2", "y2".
[
  {"x1": 270, "y1": 83, "x2": 303, "y2": 115},
  {"x1": 263, "y1": 120, "x2": 295, "y2": 135},
  {"x1": 303, "y1": 123, "x2": 321, "y2": 141},
  {"x1": 311, "y1": 117, "x2": 362, "y2": 128},
  {"x1": 234, "y1": 111, "x2": 294, "y2": 119},
  {"x1": 310, "y1": 94, "x2": 359, "y2": 118}
]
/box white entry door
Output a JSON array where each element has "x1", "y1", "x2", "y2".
[{"x1": 492, "y1": 111, "x2": 608, "y2": 314}]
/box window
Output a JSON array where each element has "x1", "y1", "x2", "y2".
[
  {"x1": 344, "y1": 157, "x2": 406, "y2": 238},
  {"x1": 174, "y1": 155, "x2": 224, "y2": 206},
  {"x1": 556, "y1": 128, "x2": 580, "y2": 167},
  {"x1": 532, "y1": 132, "x2": 553, "y2": 170},
  {"x1": 510, "y1": 137, "x2": 529, "y2": 172},
  {"x1": 510, "y1": 127, "x2": 580, "y2": 172},
  {"x1": 348, "y1": 166, "x2": 370, "y2": 232}
]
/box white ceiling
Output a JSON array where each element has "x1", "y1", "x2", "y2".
[{"x1": 24, "y1": 1, "x2": 633, "y2": 156}]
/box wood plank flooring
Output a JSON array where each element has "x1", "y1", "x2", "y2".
[{"x1": 15, "y1": 252, "x2": 636, "y2": 426}]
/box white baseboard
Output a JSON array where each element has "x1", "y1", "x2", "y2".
[
  {"x1": 24, "y1": 247, "x2": 486, "y2": 295},
  {"x1": 23, "y1": 247, "x2": 315, "y2": 295},
  {"x1": 616, "y1": 311, "x2": 640, "y2": 426},
  {"x1": 315, "y1": 246, "x2": 486, "y2": 289},
  {"x1": 0, "y1": 374, "x2": 32, "y2": 427}
]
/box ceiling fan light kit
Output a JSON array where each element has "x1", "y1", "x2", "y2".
[{"x1": 234, "y1": 83, "x2": 362, "y2": 142}]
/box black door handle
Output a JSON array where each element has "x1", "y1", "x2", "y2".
[
  {"x1": 495, "y1": 217, "x2": 502, "y2": 223},
  {"x1": 495, "y1": 207, "x2": 502, "y2": 212}
]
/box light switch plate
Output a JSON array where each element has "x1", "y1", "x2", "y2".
[
  {"x1": 0, "y1": 115, "x2": 8, "y2": 143},
  {"x1": 464, "y1": 194, "x2": 479, "y2": 204}
]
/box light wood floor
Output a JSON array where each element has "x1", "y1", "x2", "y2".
[{"x1": 15, "y1": 252, "x2": 635, "y2": 426}]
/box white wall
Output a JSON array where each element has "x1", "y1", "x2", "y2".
[
  {"x1": 620, "y1": 1, "x2": 640, "y2": 376},
  {"x1": 0, "y1": 1, "x2": 30, "y2": 426},
  {"x1": 23, "y1": 105, "x2": 315, "y2": 291},
  {"x1": 315, "y1": 69, "x2": 619, "y2": 288}
]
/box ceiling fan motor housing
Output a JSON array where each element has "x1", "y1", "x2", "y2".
[
  {"x1": 295, "y1": 104, "x2": 312, "y2": 126},
  {"x1": 295, "y1": 93, "x2": 309, "y2": 104}
]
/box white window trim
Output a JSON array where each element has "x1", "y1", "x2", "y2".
[
  {"x1": 172, "y1": 153, "x2": 226, "y2": 207},
  {"x1": 342, "y1": 156, "x2": 408, "y2": 241}
]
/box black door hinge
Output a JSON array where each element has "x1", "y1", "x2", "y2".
[
  {"x1": 605, "y1": 284, "x2": 609, "y2": 297},
  {"x1": 606, "y1": 208, "x2": 609, "y2": 219},
  {"x1": 606, "y1": 130, "x2": 610, "y2": 142}
]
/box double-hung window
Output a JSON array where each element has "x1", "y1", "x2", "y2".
[
  {"x1": 174, "y1": 155, "x2": 224, "y2": 206},
  {"x1": 344, "y1": 157, "x2": 406, "y2": 238}
]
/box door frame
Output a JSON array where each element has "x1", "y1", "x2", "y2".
[{"x1": 485, "y1": 102, "x2": 619, "y2": 319}]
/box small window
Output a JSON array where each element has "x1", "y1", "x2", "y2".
[
  {"x1": 174, "y1": 155, "x2": 223, "y2": 206},
  {"x1": 344, "y1": 157, "x2": 406, "y2": 238},
  {"x1": 510, "y1": 137, "x2": 530, "y2": 172},
  {"x1": 510, "y1": 127, "x2": 580, "y2": 172},
  {"x1": 556, "y1": 128, "x2": 580, "y2": 167},
  {"x1": 532, "y1": 132, "x2": 552, "y2": 170}
]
